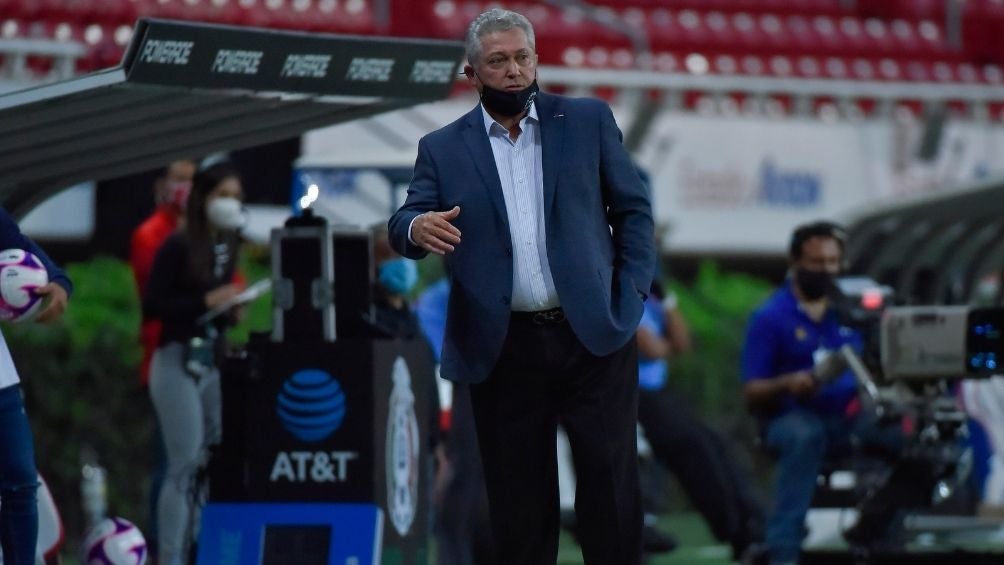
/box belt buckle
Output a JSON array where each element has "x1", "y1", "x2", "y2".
[{"x1": 532, "y1": 309, "x2": 564, "y2": 326}]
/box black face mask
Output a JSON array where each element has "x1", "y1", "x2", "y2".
[
  {"x1": 794, "y1": 268, "x2": 835, "y2": 301},
  {"x1": 479, "y1": 78, "x2": 539, "y2": 117}
]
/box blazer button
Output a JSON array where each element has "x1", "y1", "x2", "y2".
[{"x1": 501, "y1": 296, "x2": 510, "y2": 306}]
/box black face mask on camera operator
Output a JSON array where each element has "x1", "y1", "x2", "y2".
[{"x1": 794, "y1": 268, "x2": 836, "y2": 301}]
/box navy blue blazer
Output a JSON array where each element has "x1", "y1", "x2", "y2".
[{"x1": 389, "y1": 92, "x2": 655, "y2": 384}]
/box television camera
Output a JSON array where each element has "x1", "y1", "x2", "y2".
[{"x1": 815, "y1": 276, "x2": 1004, "y2": 558}]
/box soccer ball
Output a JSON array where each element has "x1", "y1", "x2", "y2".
[
  {"x1": 82, "y1": 517, "x2": 148, "y2": 565},
  {"x1": 0, "y1": 248, "x2": 48, "y2": 323}
]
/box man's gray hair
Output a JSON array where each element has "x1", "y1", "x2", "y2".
[{"x1": 465, "y1": 8, "x2": 536, "y2": 65}]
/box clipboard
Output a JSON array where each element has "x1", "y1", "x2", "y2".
[{"x1": 196, "y1": 278, "x2": 272, "y2": 325}]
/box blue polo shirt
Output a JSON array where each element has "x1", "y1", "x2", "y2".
[
  {"x1": 741, "y1": 280, "x2": 860, "y2": 419},
  {"x1": 414, "y1": 278, "x2": 450, "y2": 363},
  {"x1": 638, "y1": 296, "x2": 668, "y2": 391}
]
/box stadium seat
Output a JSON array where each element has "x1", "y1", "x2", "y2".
[
  {"x1": 889, "y1": 19, "x2": 926, "y2": 57},
  {"x1": 822, "y1": 56, "x2": 848, "y2": 79},
  {"x1": 891, "y1": 0, "x2": 945, "y2": 21},
  {"x1": 811, "y1": 16, "x2": 846, "y2": 55},
  {"x1": 652, "y1": 51, "x2": 680, "y2": 73},
  {"x1": 783, "y1": 14, "x2": 822, "y2": 55},
  {"x1": 711, "y1": 53, "x2": 737, "y2": 75},
  {"x1": 848, "y1": 57, "x2": 876, "y2": 80},
  {"x1": 905, "y1": 60, "x2": 932, "y2": 82},
  {"x1": 877, "y1": 57, "x2": 903, "y2": 81},
  {"x1": 984, "y1": 63, "x2": 1003, "y2": 84},
  {"x1": 644, "y1": 8, "x2": 679, "y2": 52},
  {"x1": 673, "y1": 9, "x2": 713, "y2": 51},
  {"x1": 703, "y1": 11, "x2": 737, "y2": 51},
  {"x1": 794, "y1": 55, "x2": 822, "y2": 78},
  {"x1": 720, "y1": 12, "x2": 753, "y2": 52}
]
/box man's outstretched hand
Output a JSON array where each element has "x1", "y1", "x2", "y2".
[
  {"x1": 413, "y1": 206, "x2": 462, "y2": 255},
  {"x1": 34, "y1": 282, "x2": 68, "y2": 323}
]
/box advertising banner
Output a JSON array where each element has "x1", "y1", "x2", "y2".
[
  {"x1": 634, "y1": 112, "x2": 1004, "y2": 254},
  {"x1": 126, "y1": 19, "x2": 462, "y2": 100}
]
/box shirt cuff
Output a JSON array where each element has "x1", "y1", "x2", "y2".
[{"x1": 407, "y1": 213, "x2": 423, "y2": 245}]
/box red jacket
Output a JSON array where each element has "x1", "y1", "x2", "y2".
[{"x1": 130, "y1": 207, "x2": 179, "y2": 386}]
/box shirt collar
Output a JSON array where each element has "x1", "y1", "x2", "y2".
[
  {"x1": 480, "y1": 101, "x2": 538, "y2": 135},
  {"x1": 781, "y1": 279, "x2": 837, "y2": 322}
]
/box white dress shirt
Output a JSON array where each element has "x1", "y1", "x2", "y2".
[
  {"x1": 0, "y1": 331, "x2": 21, "y2": 389},
  {"x1": 480, "y1": 103, "x2": 560, "y2": 312}
]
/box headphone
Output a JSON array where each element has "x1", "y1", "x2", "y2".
[{"x1": 788, "y1": 220, "x2": 848, "y2": 261}]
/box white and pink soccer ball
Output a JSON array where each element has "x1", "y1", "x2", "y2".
[
  {"x1": 0, "y1": 248, "x2": 48, "y2": 323},
  {"x1": 82, "y1": 517, "x2": 147, "y2": 565}
]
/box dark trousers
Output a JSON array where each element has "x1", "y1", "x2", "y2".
[
  {"x1": 638, "y1": 387, "x2": 764, "y2": 548},
  {"x1": 0, "y1": 385, "x2": 38, "y2": 565},
  {"x1": 470, "y1": 314, "x2": 642, "y2": 565},
  {"x1": 435, "y1": 384, "x2": 497, "y2": 565}
]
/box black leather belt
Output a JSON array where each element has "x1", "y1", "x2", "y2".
[{"x1": 511, "y1": 307, "x2": 565, "y2": 326}]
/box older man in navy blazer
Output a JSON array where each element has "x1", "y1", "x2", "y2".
[{"x1": 389, "y1": 8, "x2": 655, "y2": 564}]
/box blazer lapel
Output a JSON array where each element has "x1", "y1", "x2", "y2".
[
  {"x1": 461, "y1": 106, "x2": 510, "y2": 234},
  {"x1": 537, "y1": 93, "x2": 565, "y2": 219}
]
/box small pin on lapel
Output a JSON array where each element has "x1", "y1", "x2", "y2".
[{"x1": 553, "y1": 113, "x2": 565, "y2": 118}]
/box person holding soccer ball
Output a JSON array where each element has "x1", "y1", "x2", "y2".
[{"x1": 0, "y1": 206, "x2": 72, "y2": 565}]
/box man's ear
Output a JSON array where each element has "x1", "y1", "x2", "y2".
[{"x1": 463, "y1": 64, "x2": 477, "y2": 85}]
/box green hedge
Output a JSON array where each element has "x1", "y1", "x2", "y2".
[
  {"x1": 9, "y1": 257, "x2": 149, "y2": 555},
  {"x1": 667, "y1": 260, "x2": 773, "y2": 428},
  {"x1": 6, "y1": 249, "x2": 272, "y2": 557}
]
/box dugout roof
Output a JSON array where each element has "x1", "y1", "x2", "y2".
[
  {"x1": 846, "y1": 177, "x2": 1004, "y2": 305},
  {"x1": 0, "y1": 18, "x2": 463, "y2": 217}
]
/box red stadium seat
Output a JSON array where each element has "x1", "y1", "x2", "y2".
[
  {"x1": 768, "y1": 54, "x2": 793, "y2": 77},
  {"x1": 739, "y1": 54, "x2": 766, "y2": 75},
  {"x1": 891, "y1": 0, "x2": 944, "y2": 21},
  {"x1": 783, "y1": 14, "x2": 822, "y2": 55},
  {"x1": 821, "y1": 56, "x2": 848, "y2": 79},
  {"x1": 136, "y1": 0, "x2": 186, "y2": 22},
  {"x1": 811, "y1": 15, "x2": 846, "y2": 55},
  {"x1": 645, "y1": 8, "x2": 679, "y2": 51},
  {"x1": 835, "y1": 17, "x2": 872, "y2": 57},
  {"x1": 651, "y1": 51, "x2": 680, "y2": 73},
  {"x1": 1, "y1": 18, "x2": 21, "y2": 38},
  {"x1": 848, "y1": 57, "x2": 876, "y2": 80},
  {"x1": 703, "y1": 11, "x2": 738, "y2": 52},
  {"x1": 905, "y1": 60, "x2": 932, "y2": 82},
  {"x1": 915, "y1": 20, "x2": 950, "y2": 58},
  {"x1": 877, "y1": 57, "x2": 903, "y2": 81},
  {"x1": 931, "y1": 61, "x2": 957, "y2": 82},
  {"x1": 711, "y1": 53, "x2": 738, "y2": 74},
  {"x1": 794, "y1": 55, "x2": 822, "y2": 78},
  {"x1": 955, "y1": 62, "x2": 981, "y2": 83},
  {"x1": 983, "y1": 63, "x2": 1004, "y2": 85},
  {"x1": 427, "y1": 0, "x2": 475, "y2": 40},
  {"x1": 727, "y1": 12, "x2": 762, "y2": 52},
  {"x1": 889, "y1": 19, "x2": 927, "y2": 57},
  {"x1": 862, "y1": 18, "x2": 897, "y2": 56},
  {"x1": 673, "y1": 9, "x2": 713, "y2": 51}
]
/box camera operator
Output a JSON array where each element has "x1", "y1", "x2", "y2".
[{"x1": 740, "y1": 221, "x2": 899, "y2": 565}]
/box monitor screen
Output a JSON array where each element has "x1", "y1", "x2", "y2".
[{"x1": 261, "y1": 524, "x2": 331, "y2": 565}]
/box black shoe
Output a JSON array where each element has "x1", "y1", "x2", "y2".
[
  {"x1": 737, "y1": 542, "x2": 770, "y2": 565},
  {"x1": 730, "y1": 515, "x2": 765, "y2": 562},
  {"x1": 641, "y1": 525, "x2": 678, "y2": 554}
]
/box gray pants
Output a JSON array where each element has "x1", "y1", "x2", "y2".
[{"x1": 149, "y1": 342, "x2": 221, "y2": 565}]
